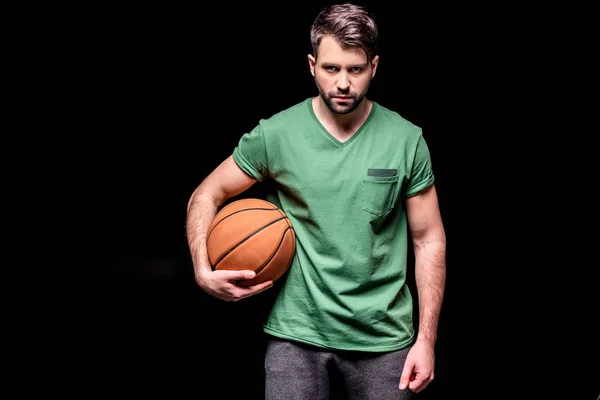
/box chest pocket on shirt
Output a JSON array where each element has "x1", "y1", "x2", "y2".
[{"x1": 361, "y1": 169, "x2": 399, "y2": 217}]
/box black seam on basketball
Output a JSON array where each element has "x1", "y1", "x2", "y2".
[
  {"x1": 207, "y1": 207, "x2": 280, "y2": 238},
  {"x1": 213, "y1": 216, "x2": 287, "y2": 269},
  {"x1": 284, "y1": 216, "x2": 292, "y2": 228},
  {"x1": 274, "y1": 210, "x2": 294, "y2": 231},
  {"x1": 275, "y1": 208, "x2": 286, "y2": 220},
  {"x1": 252, "y1": 226, "x2": 295, "y2": 276}
]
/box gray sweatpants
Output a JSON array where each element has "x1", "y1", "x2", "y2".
[{"x1": 265, "y1": 338, "x2": 415, "y2": 400}]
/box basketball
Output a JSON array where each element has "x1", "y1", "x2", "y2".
[{"x1": 206, "y1": 198, "x2": 296, "y2": 286}]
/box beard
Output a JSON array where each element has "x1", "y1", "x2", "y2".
[{"x1": 315, "y1": 78, "x2": 369, "y2": 115}]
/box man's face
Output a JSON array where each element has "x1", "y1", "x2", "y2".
[{"x1": 309, "y1": 35, "x2": 379, "y2": 115}]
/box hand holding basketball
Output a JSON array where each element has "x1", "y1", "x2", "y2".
[{"x1": 195, "y1": 267, "x2": 273, "y2": 302}]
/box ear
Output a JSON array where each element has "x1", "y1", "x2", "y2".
[
  {"x1": 371, "y1": 55, "x2": 379, "y2": 78},
  {"x1": 308, "y1": 54, "x2": 316, "y2": 77}
]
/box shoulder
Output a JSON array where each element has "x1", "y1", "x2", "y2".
[
  {"x1": 372, "y1": 101, "x2": 423, "y2": 139},
  {"x1": 259, "y1": 98, "x2": 311, "y2": 130}
]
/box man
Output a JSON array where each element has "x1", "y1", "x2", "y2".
[{"x1": 186, "y1": 3, "x2": 446, "y2": 399}]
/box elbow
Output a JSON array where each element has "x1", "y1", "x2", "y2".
[
  {"x1": 412, "y1": 227, "x2": 446, "y2": 253},
  {"x1": 187, "y1": 186, "x2": 220, "y2": 215}
]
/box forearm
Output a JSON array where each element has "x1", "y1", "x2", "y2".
[
  {"x1": 414, "y1": 239, "x2": 446, "y2": 346},
  {"x1": 186, "y1": 191, "x2": 219, "y2": 278}
]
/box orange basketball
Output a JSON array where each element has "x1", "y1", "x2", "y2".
[{"x1": 206, "y1": 198, "x2": 296, "y2": 287}]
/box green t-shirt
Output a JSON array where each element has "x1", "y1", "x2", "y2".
[{"x1": 232, "y1": 97, "x2": 435, "y2": 352}]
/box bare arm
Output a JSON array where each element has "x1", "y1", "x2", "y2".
[
  {"x1": 186, "y1": 155, "x2": 272, "y2": 300},
  {"x1": 399, "y1": 184, "x2": 446, "y2": 393},
  {"x1": 406, "y1": 183, "x2": 447, "y2": 346}
]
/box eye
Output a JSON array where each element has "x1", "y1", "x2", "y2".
[
  {"x1": 351, "y1": 67, "x2": 364, "y2": 73},
  {"x1": 325, "y1": 66, "x2": 338, "y2": 72}
]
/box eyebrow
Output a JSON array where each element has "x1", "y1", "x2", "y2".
[{"x1": 322, "y1": 62, "x2": 368, "y2": 68}]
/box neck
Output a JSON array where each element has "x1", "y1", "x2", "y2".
[{"x1": 314, "y1": 96, "x2": 372, "y2": 133}]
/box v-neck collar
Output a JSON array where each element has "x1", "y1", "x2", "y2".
[{"x1": 307, "y1": 97, "x2": 377, "y2": 147}]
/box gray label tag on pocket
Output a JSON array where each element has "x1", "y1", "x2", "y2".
[{"x1": 368, "y1": 168, "x2": 397, "y2": 177}]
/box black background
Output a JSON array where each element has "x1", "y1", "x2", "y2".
[{"x1": 63, "y1": 2, "x2": 598, "y2": 399}]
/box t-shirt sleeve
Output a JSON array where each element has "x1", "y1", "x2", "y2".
[
  {"x1": 232, "y1": 121, "x2": 269, "y2": 182},
  {"x1": 404, "y1": 132, "x2": 435, "y2": 197}
]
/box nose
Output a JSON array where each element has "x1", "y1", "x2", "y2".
[{"x1": 336, "y1": 72, "x2": 350, "y2": 92}]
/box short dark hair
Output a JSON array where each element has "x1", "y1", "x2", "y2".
[{"x1": 310, "y1": 3, "x2": 379, "y2": 61}]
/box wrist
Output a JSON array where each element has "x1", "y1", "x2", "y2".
[
  {"x1": 194, "y1": 265, "x2": 212, "y2": 284},
  {"x1": 416, "y1": 333, "x2": 436, "y2": 346}
]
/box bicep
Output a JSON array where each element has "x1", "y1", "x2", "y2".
[
  {"x1": 406, "y1": 184, "x2": 446, "y2": 248},
  {"x1": 192, "y1": 155, "x2": 257, "y2": 208}
]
